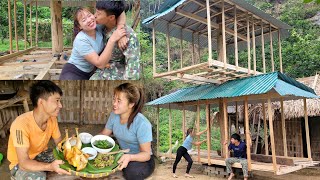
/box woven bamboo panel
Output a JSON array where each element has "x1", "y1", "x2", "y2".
[{"x1": 0, "y1": 106, "x2": 25, "y2": 137}]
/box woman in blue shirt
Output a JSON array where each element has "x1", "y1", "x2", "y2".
[
  {"x1": 100, "y1": 83, "x2": 154, "y2": 180},
  {"x1": 172, "y1": 127, "x2": 208, "y2": 178},
  {"x1": 59, "y1": 6, "x2": 126, "y2": 80}
]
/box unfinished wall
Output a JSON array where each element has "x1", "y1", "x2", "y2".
[{"x1": 309, "y1": 116, "x2": 320, "y2": 160}]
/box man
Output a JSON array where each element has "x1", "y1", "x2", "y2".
[
  {"x1": 225, "y1": 133, "x2": 249, "y2": 180},
  {"x1": 90, "y1": 0, "x2": 140, "y2": 80},
  {"x1": 7, "y1": 81, "x2": 70, "y2": 180}
]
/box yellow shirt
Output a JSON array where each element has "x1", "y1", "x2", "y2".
[{"x1": 7, "y1": 111, "x2": 61, "y2": 170}]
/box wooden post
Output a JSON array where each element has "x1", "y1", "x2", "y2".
[
  {"x1": 267, "y1": 98, "x2": 277, "y2": 174},
  {"x1": 30, "y1": 0, "x2": 33, "y2": 47},
  {"x1": 252, "y1": 16, "x2": 256, "y2": 74},
  {"x1": 247, "y1": 13, "x2": 251, "y2": 74},
  {"x1": 254, "y1": 117, "x2": 261, "y2": 154},
  {"x1": 280, "y1": 98, "x2": 288, "y2": 157},
  {"x1": 197, "y1": 33, "x2": 200, "y2": 64},
  {"x1": 36, "y1": 0, "x2": 38, "y2": 46},
  {"x1": 261, "y1": 21, "x2": 266, "y2": 73},
  {"x1": 169, "y1": 104, "x2": 172, "y2": 158},
  {"x1": 166, "y1": 23, "x2": 171, "y2": 71},
  {"x1": 221, "y1": 0, "x2": 227, "y2": 69},
  {"x1": 152, "y1": 22, "x2": 156, "y2": 75},
  {"x1": 14, "y1": 0, "x2": 19, "y2": 51},
  {"x1": 182, "y1": 103, "x2": 186, "y2": 140},
  {"x1": 24, "y1": 0, "x2": 27, "y2": 49},
  {"x1": 50, "y1": 0, "x2": 63, "y2": 53},
  {"x1": 206, "y1": 103, "x2": 211, "y2": 165},
  {"x1": 262, "y1": 101, "x2": 268, "y2": 155},
  {"x1": 244, "y1": 97, "x2": 252, "y2": 171},
  {"x1": 8, "y1": 0, "x2": 13, "y2": 53},
  {"x1": 180, "y1": 29, "x2": 183, "y2": 68},
  {"x1": 269, "y1": 25, "x2": 274, "y2": 72},
  {"x1": 223, "y1": 98, "x2": 229, "y2": 158},
  {"x1": 234, "y1": 6, "x2": 238, "y2": 69},
  {"x1": 278, "y1": 30, "x2": 282, "y2": 73},
  {"x1": 197, "y1": 102, "x2": 200, "y2": 162},
  {"x1": 219, "y1": 100, "x2": 225, "y2": 157},
  {"x1": 303, "y1": 98, "x2": 312, "y2": 159},
  {"x1": 206, "y1": 0, "x2": 212, "y2": 65},
  {"x1": 23, "y1": 99, "x2": 29, "y2": 112},
  {"x1": 236, "y1": 102, "x2": 239, "y2": 133},
  {"x1": 157, "y1": 105, "x2": 160, "y2": 156}
]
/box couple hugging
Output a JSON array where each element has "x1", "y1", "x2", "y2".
[{"x1": 60, "y1": 0, "x2": 140, "y2": 80}]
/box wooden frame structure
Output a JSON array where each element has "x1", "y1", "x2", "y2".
[{"x1": 144, "y1": 0, "x2": 291, "y2": 84}]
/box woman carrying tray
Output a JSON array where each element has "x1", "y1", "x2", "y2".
[{"x1": 100, "y1": 83, "x2": 154, "y2": 180}]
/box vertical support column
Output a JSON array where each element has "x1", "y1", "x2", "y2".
[
  {"x1": 8, "y1": 0, "x2": 13, "y2": 53},
  {"x1": 50, "y1": 0, "x2": 63, "y2": 53},
  {"x1": 252, "y1": 16, "x2": 256, "y2": 74},
  {"x1": 23, "y1": 99, "x2": 29, "y2": 112},
  {"x1": 197, "y1": 102, "x2": 200, "y2": 162},
  {"x1": 192, "y1": 32, "x2": 195, "y2": 65},
  {"x1": 180, "y1": 29, "x2": 183, "y2": 68},
  {"x1": 169, "y1": 104, "x2": 172, "y2": 158},
  {"x1": 261, "y1": 21, "x2": 266, "y2": 73},
  {"x1": 269, "y1": 25, "x2": 274, "y2": 72},
  {"x1": 247, "y1": 13, "x2": 251, "y2": 74},
  {"x1": 303, "y1": 98, "x2": 312, "y2": 159},
  {"x1": 152, "y1": 22, "x2": 156, "y2": 75},
  {"x1": 198, "y1": 33, "x2": 201, "y2": 64},
  {"x1": 236, "y1": 102, "x2": 239, "y2": 133},
  {"x1": 244, "y1": 97, "x2": 252, "y2": 171},
  {"x1": 206, "y1": 103, "x2": 211, "y2": 165},
  {"x1": 280, "y1": 98, "x2": 288, "y2": 157},
  {"x1": 206, "y1": 0, "x2": 212, "y2": 65},
  {"x1": 36, "y1": 0, "x2": 38, "y2": 46},
  {"x1": 182, "y1": 103, "x2": 186, "y2": 140},
  {"x1": 234, "y1": 6, "x2": 238, "y2": 69},
  {"x1": 166, "y1": 23, "x2": 171, "y2": 71},
  {"x1": 267, "y1": 97, "x2": 277, "y2": 174},
  {"x1": 278, "y1": 30, "x2": 283, "y2": 73},
  {"x1": 30, "y1": 0, "x2": 33, "y2": 47},
  {"x1": 222, "y1": 98, "x2": 229, "y2": 158},
  {"x1": 157, "y1": 105, "x2": 160, "y2": 156},
  {"x1": 221, "y1": 0, "x2": 227, "y2": 69},
  {"x1": 14, "y1": 0, "x2": 19, "y2": 51},
  {"x1": 262, "y1": 101, "x2": 268, "y2": 155},
  {"x1": 24, "y1": 0, "x2": 27, "y2": 49}
]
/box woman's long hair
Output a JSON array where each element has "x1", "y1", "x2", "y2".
[{"x1": 114, "y1": 83, "x2": 145, "y2": 129}]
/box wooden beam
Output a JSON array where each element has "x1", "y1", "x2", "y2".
[
  {"x1": 262, "y1": 101, "x2": 268, "y2": 155},
  {"x1": 0, "y1": 47, "x2": 37, "y2": 64},
  {"x1": 303, "y1": 98, "x2": 312, "y2": 160},
  {"x1": 267, "y1": 97, "x2": 277, "y2": 174},
  {"x1": 261, "y1": 21, "x2": 266, "y2": 73},
  {"x1": 34, "y1": 57, "x2": 57, "y2": 80},
  {"x1": 175, "y1": 9, "x2": 247, "y2": 41},
  {"x1": 169, "y1": 104, "x2": 172, "y2": 158},
  {"x1": 23, "y1": 99, "x2": 29, "y2": 112},
  {"x1": 247, "y1": 13, "x2": 251, "y2": 74},
  {"x1": 206, "y1": 103, "x2": 211, "y2": 165},
  {"x1": 197, "y1": 102, "x2": 201, "y2": 162},
  {"x1": 157, "y1": 105, "x2": 160, "y2": 156},
  {"x1": 36, "y1": 0, "x2": 39, "y2": 46},
  {"x1": 180, "y1": 29, "x2": 183, "y2": 68},
  {"x1": 222, "y1": 98, "x2": 229, "y2": 158},
  {"x1": 50, "y1": 0, "x2": 63, "y2": 53},
  {"x1": 280, "y1": 98, "x2": 288, "y2": 157},
  {"x1": 192, "y1": 32, "x2": 195, "y2": 65},
  {"x1": 234, "y1": 6, "x2": 238, "y2": 69},
  {"x1": 270, "y1": 25, "x2": 274, "y2": 72},
  {"x1": 221, "y1": 1, "x2": 227, "y2": 69},
  {"x1": 206, "y1": 0, "x2": 213, "y2": 65},
  {"x1": 278, "y1": 30, "x2": 282, "y2": 73},
  {"x1": 30, "y1": 0, "x2": 33, "y2": 47},
  {"x1": 24, "y1": 0, "x2": 27, "y2": 50},
  {"x1": 252, "y1": 16, "x2": 256, "y2": 75},
  {"x1": 182, "y1": 104, "x2": 186, "y2": 140},
  {"x1": 8, "y1": 0, "x2": 13, "y2": 53},
  {"x1": 14, "y1": 0, "x2": 19, "y2": 52},
  {"x1": 153, "y1": 62, "x2": 208, "y2": 78},
  {"x1": 197, "y1": 33, "x2": 201, "y2": 64},
  {"x1": 254, "y1": 116, "x2": 261, "y2": 154},
  {"x1": 236, "y1": 101, "x2": 239, "y2": 133},
  {"x1": 152, "y1": 22, "x2": 156, "y2": 75},
  {"x1": 244, "y1": 97, "x2": 252, "y2": 171},
  {"x1": 166, "y1": 23, "x2": 171, "y2": 71},
  {"x1": 177, "y1": 73, "x2": 220, "y2": 84}
]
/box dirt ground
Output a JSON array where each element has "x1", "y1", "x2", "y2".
[{"x1": 1, "y1": 123, "x2": 320, "y2": 180}]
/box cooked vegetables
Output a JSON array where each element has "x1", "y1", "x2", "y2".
[
  {"x1": 93, "y1": 154, "x2": 115, "y2": 168},
  {"x1": 94, "y1": 140, "x2": 113, "y2": 149}
]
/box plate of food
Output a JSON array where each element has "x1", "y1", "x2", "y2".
[{"x1": 54, "y1": 128, "x2": 124, "y2": 178}]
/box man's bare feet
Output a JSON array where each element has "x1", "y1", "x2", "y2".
[
  {"x1": 172, "y1": 174, "x2": 178, "y2": 178},
  {"x1": 228, "y1": 173, "x2": 235, "y2": 180},
  {"x1": 184, "y1": 173, "x2": 195, "y2": 178}
]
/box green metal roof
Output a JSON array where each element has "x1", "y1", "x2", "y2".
[{"x1": 146, "y1": 72, "x2": 318, "y2": 106}]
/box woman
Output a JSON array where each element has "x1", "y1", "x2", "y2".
[
  {"x1": 100, "y1": 83, "x2": 155, "y2": 180},
  {"x1": 172, "y1": 127, "x2": 208, "y2": 178},
  {"x1": 59, "y1": 8, "x2": 126, "y2": 80}
]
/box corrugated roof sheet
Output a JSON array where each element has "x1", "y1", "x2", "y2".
[
  {"x1": 142, "y1": 0, "x2": 291, "y2": 53},
  {"x1": 146, "y1": 72, "x2": 318, "y2": 106}
]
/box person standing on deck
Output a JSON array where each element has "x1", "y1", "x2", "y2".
[{"x1": 172, "y1": 127, "x2": 208, "y2": 178}]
